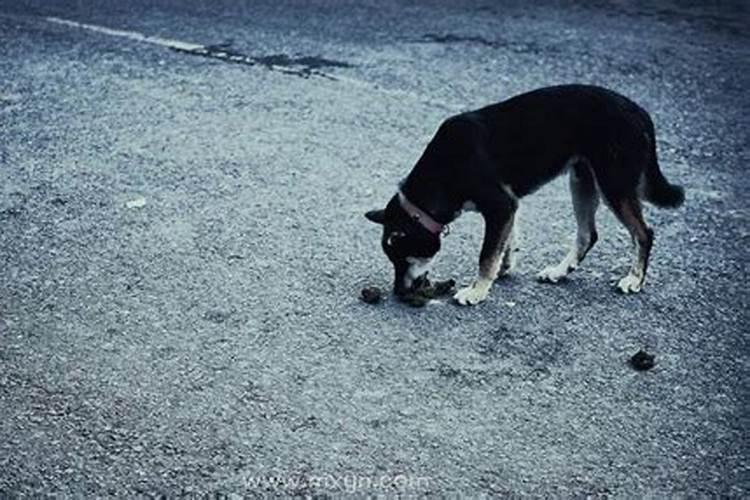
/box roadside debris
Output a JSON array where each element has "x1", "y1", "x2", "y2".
[
  {"x1": 630, "y1": 350, "x2": 656, "y2": 371},
  {"x1": 125, "y1": 196, "x2": 147, "y2": 209},
  {"x1": 360, "y1": 286, "x2": 384, "y2": 304}
]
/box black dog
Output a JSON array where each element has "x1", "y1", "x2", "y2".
[{"x1": 365, "y1": 84, "x2": 684, "y2": 305}]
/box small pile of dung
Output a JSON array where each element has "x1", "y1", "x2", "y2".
[
  {"x1": 398, "y1": 276, "x2": 456, "y2": 308},
  {"x1": 359, "y1": 286, "x2": 384, "y2": 304},
  {"x1": 359, "y1": 276, "x2": 455, "y2": 307},
  {"x1": 629, "y1": 350, "x2": 656, "y2": 371}
]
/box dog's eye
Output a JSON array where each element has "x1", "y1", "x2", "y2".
[{"x1": 386, "y1": 231, "x2": 406, "y2": 247}]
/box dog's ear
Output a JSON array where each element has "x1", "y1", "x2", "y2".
[{"x1": 365, "y1": 209, "x2": 385, "y2": 224}]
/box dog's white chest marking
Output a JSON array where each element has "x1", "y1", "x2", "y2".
[
  {"x1": 402, "y1": 256, "x2": 434, "y2": 289},
  {"x1": 406, "y1": 256, "x2": 433, "y2": 279}
]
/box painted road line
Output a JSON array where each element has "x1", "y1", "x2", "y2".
[
  {"x1": 46, "y1": 16, "x2": 204, "y2": 52},
  {"x1": 44, "y1": 16, "x2": 462, "y2": 112}
]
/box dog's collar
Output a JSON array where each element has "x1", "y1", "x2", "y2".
[{"x1": 398, "y1": 191, "x2": 446, "y2": 235}]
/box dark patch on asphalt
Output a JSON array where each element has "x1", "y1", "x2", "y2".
[
  {"x1": 431, "y1": 362, "x2": 523, "y2": 388},
  {"x1": 0, "y1": 206, "x2": 23, "y2": 219},
  {"x1": 0, "y1": 94, "x2": 22, "y2": 110},
  {"x1": 589, "y1": 2, "x2": 749, "y2": 38},
  {"x1": 421, "y1": 33, "x2": 500, "y2": 48},
  {"x1": 418, "y1": 33, "x2": 652, "y2": 77},
  {"x1": 476, "y1": 326, "x2": 518, "y2": 357},
  {"x1": 432, "y1": 363, "x2": 493, "y2": 387},
  {"x1": 203, "y1": 310, "x2": 232, "y2": 323},
  {"x1": 368, "y1": 418, "x2": 387, "y2": 429},
  {"x1": 171, "y1": 42, "x2": 353, "y2": 79},
  {"x1": 630, "y1": 350, "x2": 656, "y2": 371},
  {"x1": 0, "y1": 191, "x2": 27, "y2": 220},
  {"x1": 254, "y1": 54, "x2": 352, "y2": 72},
  {"x1": 437, "y1": 363, "x2": 461, "y2": 379},
  {"x1": 237, "y1": 381, "x2": 268, "y2": 404},
  {"x1": 291, "y1": 415, "x2": 318, "y2": 432},
  {"x1": 418, "y1": 33, "x2": 555, "y2": 56},
  {"x1": 360, "y1": 286, "x2": 383, "y2": 304},
  {"x1": 49, "y1": 196, "x2": 68, "y2": 206},
  {"x1": 477, "y1": 327, "x2": 569, "y2": 369}
]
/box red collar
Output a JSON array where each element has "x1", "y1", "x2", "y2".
[{"x1": 398, "y1": 191, "x2": 444, "y2": 235}]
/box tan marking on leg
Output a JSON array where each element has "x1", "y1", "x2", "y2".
[
  {"x1": 538, "y1": 167, "x2": 599, "y2": 283},
  {"x1": 498, "y1": 218, "x2": 518, "y2": 277},
  {"x1": 455, "y1": 214, "x2": 515, "y2": 306},
  {"x1": 613, "y1": 200, "x2": 652, "y2": 294}
]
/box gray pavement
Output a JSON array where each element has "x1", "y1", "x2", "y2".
[{"x1": 1, "y1": 0, "x2": 748, "y2": 497}]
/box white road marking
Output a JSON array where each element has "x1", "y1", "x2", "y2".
[
  {"x1": 46, "y1": 16, "x2": 204, "y2": 52},
  {"x1": 44, "y1": 16, "x2": 463, "y2": 112},
  {"x1": 125, "y1": 196, "x2": 147, "y2": 209}
]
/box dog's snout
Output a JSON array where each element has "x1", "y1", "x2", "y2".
[{"x1": 392, "y1": 262, "x2": 410, "y2": 296}]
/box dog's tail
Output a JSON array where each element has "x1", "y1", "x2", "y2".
[
  {"x1": 644, "y1": 157, "x2": 684, "y2": 209},
  {"x1": 643, "y1": 131, "x2": 685, "y2": 209}
]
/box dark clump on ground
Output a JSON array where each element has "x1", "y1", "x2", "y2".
[
  {"x1": 360, "y1": 277, "x2": 455, "y2": 307},
  {"x1": 359, "y1": 286, "x2": 384, "y2": 304},
  {"x1": 398, "y1": 276, "x2": 456, "y2": 308},
  {"x1": 630, "y1": 350, "x2": 656, "y2": 371}
]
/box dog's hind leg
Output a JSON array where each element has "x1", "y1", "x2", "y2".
[
  {"x1": 537, "y1": 162, "x2": 599, "y2": 283},
  {"x1": 607, "y1": 197, "x2": 653, "y2": 293}
]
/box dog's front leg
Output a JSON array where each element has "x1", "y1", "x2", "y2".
[
  {"x1": 454, "y1": 209, "x2": 516, "y2": 306},
  {"x1": 498, "y1": 216, "x2": 519, "y2": 277}
]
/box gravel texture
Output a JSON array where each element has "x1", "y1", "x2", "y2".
[{"x1": 1, "y1": 0, "x2": 748, "y2": 496}]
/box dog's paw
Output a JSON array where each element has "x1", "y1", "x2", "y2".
[
  {"x1": 616, "y1": 274, "x2": 643, "y2": 294},
  {"x1": 536, "y1": 264, "x2": 571, "y2": 283},
  {"x1": 453, "y1": 282, "x2": 490, "y2": 306}
]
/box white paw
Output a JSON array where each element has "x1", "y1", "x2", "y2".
[
  {"x1": 617, "y1": 274, "x2": 643, "y2": 294},
  {"x1": 453, "y1": 282, "x2": 490, "y2": 306},
  {"x1": 537, "y1": 264, "x2": 570, "y2": 283}
]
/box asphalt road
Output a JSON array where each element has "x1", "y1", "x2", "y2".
[{"x1": 1, "y1": 0, "x2": 748, "y2": 497}]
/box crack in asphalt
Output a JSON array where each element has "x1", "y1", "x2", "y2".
[
  {"x1": 420, "y1": 33, "x2": 501, "y2": 48},
  {"x1": 417, "y1": 32, "x2": 661, "y2": 77},
  {"x1": 40, "y1": 15, "x2": 462, "y2": 111},
  {"x1": 171, "y1": 42, "x2": 354, "y2": 79},
  {"x1": 45, "y1": 16, "x2": 353, "y2": 80},
  {"x1": 417, "y1": 32, "x2": 557, "y2": 56}
]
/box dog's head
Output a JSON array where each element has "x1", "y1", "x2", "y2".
[{"x1": 365, "y1": 194, "x2": 441, "y2": 296}]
